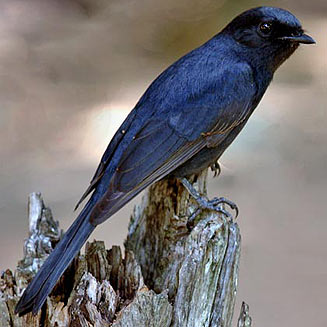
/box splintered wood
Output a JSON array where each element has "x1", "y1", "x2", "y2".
[{"x1": 0, "y1": 170, "x2": 249, "y2": 326}]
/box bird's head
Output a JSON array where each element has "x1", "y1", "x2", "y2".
[{"x1": 223, "y1": 7, "x2": 315, "y2": 71}]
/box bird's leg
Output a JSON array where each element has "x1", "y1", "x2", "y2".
[
  {"x1": 210, "y1": 160, "x2": 221, "y2": 178},
  {"x1": 179, "y1": 177, "x2": 238, "y2": 229}
]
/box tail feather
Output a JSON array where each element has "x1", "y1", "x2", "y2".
[{"x1": 15, "y1": 202, "x2": 96, "y2": 316}]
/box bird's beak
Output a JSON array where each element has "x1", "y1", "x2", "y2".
[{"x1": 279, "y1": 33, "x2": 316, "y2": 44}]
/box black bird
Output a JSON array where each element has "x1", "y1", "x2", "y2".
[{"x1": 15, "y1": 6, "x2": 315, "y2": 315}]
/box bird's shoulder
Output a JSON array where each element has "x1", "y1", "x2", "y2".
[
  {"x1": 137, "y1": 38, "x2": 255, "y2": 114},
  {"x1": 152, "y1": 58, "x2": 256, "y2": 140}
]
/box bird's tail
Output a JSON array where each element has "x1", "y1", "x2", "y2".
[{"x1": 15, "y1": 202, "x2": 96, "y2": 316}]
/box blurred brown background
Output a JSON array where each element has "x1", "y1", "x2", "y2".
[{"x1": 0, "y1": 0, "x2": 326, "y2": 325}]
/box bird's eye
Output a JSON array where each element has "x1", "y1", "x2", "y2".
[{"x1": 258, "y1": 22, "x2": 273, "y2": 36}]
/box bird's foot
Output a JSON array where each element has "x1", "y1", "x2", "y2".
[
  {"x1": 187, "y1": 196, "x2": 238, "y2": 230},
  {"x1": 210, "y1": 161, "x2": 221, "y2": 178},
  {"x1": 179, "y1": 177, "x2": 238, "y2": 230},
  {"x1": 196, "y1": 195, "x2": 238, "y2": 217}
]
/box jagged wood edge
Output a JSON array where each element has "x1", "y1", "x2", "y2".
[{"x1": 0, "y1": 170, "x2": 246, "y2": 327}]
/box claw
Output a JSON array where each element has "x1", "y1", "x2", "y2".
[
  {"x1": 210, "y1": 197, "x2": 239, "y2": 218},
  {"x1": 210, "y1": 161, "x2": 221, "y2": 178},
  {"x1": 179, "y1": 177, "x2": 238, "y2": 230},
  {"x1": 195, "y1": 196, "x2": 238, "y2": 220},
  {"x1": 186, "y1": 204, "x2": 232, "y2": 231},
  {"x1": 186, "y1": 208, "x2": 202, "y2": 231}
]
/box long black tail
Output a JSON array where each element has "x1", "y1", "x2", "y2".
[{"x1": 15, "y1": 202, "x2": 96, "y2": 316}]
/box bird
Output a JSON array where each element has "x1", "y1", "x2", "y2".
[{"x1": 15, "y1": 6, "x2": 315, "y2": 316}]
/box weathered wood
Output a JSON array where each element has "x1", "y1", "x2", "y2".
[
  {"x1": 237, "y1": 302, "x2": 252, "y2": 327},
  {"x1": 0, "y1": 170, "x2": 246, "y2": 326}
]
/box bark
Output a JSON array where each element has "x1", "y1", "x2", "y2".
[{"x1": 0, "y1": 170, "x2": 251, "y2": 326}]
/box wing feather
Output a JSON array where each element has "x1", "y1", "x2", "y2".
[
  {"x1": 74, "y1": 109, "x2": 137, "y2": 209},
  {"x1": 90, "y1": 134, "x2": 207, "y2": 225}
]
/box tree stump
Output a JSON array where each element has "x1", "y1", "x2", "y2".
[{"x1": 0, "y1": 170, "x2": 251, "y2": 326}]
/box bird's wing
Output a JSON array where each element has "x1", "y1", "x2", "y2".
[
  {"x1": 87, "y1": 62, "x2": 256, "y2": 225},
  {"x1": 74, "y1": 109, "x2": 137, "y2": 210},
  {"x1": 89, "y1": 119, "x2": 208, "y2": 224}
]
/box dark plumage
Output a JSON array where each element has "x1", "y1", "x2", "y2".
[{"x1": 15, "y1": 6, "x2": 314, "y2": 315}]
